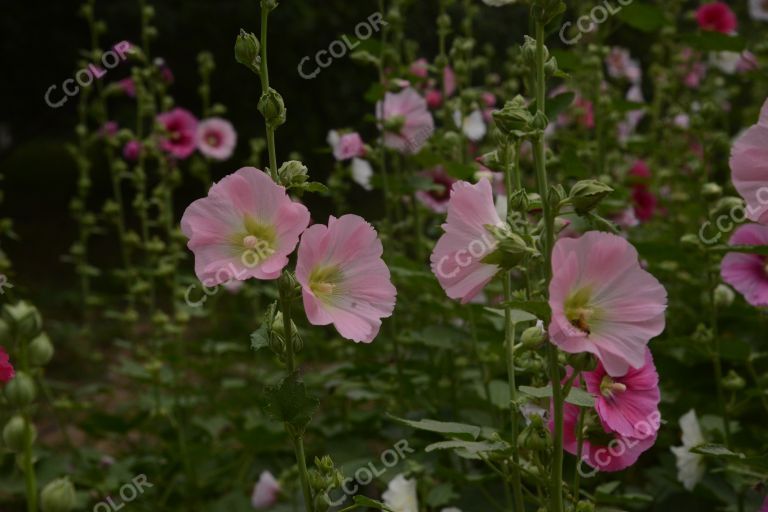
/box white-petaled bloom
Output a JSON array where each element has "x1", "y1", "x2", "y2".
[
  {"x1": 750, "y1": 0, "x2": 768, "y2": 21},
  {"x1": 453, "y1": 110, "x2": 487, "y2": 141},
  {"x1": 670, "y1": 409, "x2": 706, "y2": 491},
  {"x1": 382, "y1": 474, "x2": 418, "y2": 512},
  {"x1": 351, "y1": 158, "x2": 374, "y2": 191},
  {"x1": 251, "y1": 471, "x2": 281, "y2": 509}
]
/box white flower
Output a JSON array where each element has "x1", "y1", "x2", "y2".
[
  {"x1": 382, "y1": 474, "x2": 418, "y2": 512},
  {"x1": 351, "y1": 158, "x2": 374, "y2": 191},
  {"x1": 251, "y1": 471, "x2": 281, "y2": 509},
  {"x1": 326, "y1": 129, "x2": 340, "y2": 149},
  {"x1": 453, "y1": 110, "x2": 487, "y2": 141},
  {"x1": 670, "y1": 409, "x2": 706, "y2": 491},
  {"x1": 749, "y1": 0, "x2": 768, "y2": 21},
  {"x1": 710, "y1": 51, "x2": 742, "y2": 74}
]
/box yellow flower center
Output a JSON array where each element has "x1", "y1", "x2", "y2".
[
  {"x1": 600, "y1": 375, "x2": 627, "y2": 398},
  {"x1": 308, "y1": 265, "x2": 343, "y2": 300},
  {"x1": 564, "y1": 287, "x2": 599, "y2": 335},
  {"x1": 233, "y1": 216, "x2": 276, "y2": 268}
]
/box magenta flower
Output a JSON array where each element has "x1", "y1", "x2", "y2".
[
  {"x1": 425, "y1": 89, "x2": 443, "y2": 109},
  {"x1": 632, "y1": 186, "x2": 658, "y2": 222},
  {"x1": 409, "y1": 58, "x2": 429, "y2": 79},
  {"x1": 196, "y1": 117, "x2": 237, "y2": 161},
  {"x1": 0, "y1": 347, "x2": 14, "y2": 383},
  {"x1": 328, "y1": 131, "x2": 366, "y2": 161},
  {"x1": 721, "y1": 224, "x2": 768, "y2": 307},
  {"x1": 157, "y1": 107, "x2": 198, "y2": 160},
  {"x1": 296, "y1": 215, "x2": 396, "y2": 343},
  {"x1": 123, "y1": 140, "x2": 142, "y2": 162},
  {"x1": 583, "y1": 348, "x2": 661, "y2": 437},
  {"x1": 99, "y1": 121, "x2": 119, "y2": 137},
  {"x1": 251, "y1": 471, "x2": 280, "y2": 509},
  {"x1": 377, "y1": 87, "x2": 434, "y2": 154},
  {"x1": 118, "y1": 78, "x2": 136, "y2": 97},
  {"x1": 731, "y1": 99, "x2": 768, "y2": 224},
  {"x1": 696, "y1": 2, "x2": 738, "y2": 33},
  {"x1": 548, "y1": 232, "x2": 667, "y2": 377},
  {"x1": 430, "y1": 179, "x2": 503, "y2": 304},
  {"x1": 416, "y1": 167, "x2": 457, "y2": 214},
  {"x1": 181, "y1": 167, "x2": 310, "y2": 286}
]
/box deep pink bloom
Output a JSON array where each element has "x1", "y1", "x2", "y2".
[
  {"x1": 731, "y1": 99, "x2": 768, "y2": 224},
  {"x1": 430, "y1": 179, "x2": 503, "y2": 304},
  {"x1": 721, "y1": 224, "x2": 768, "y2": 307},
  {"x1": 0, "y1": 347, "x2": 14, "y2": 383},
  {"x1": 377, "y1": 88, "x2": 434, "y2": 154},
  {"x1": 482, "y1": 92, "x2": 497, "y2": 108},
  {"x1": 196, "y1": 117, "x2": 237, "y2": 161},
  {"x1": 425, "y1": 89, "x2": 443, "y2": 109},
  {"x1": 575, "y1": 96, "x2": 595, "y2": 129},
  {"x1": 157, "y1": 108, "x2": 198, "y2": 159},
  {"x1": 99, "y1": 121, "x2": 118, "y2": 137},
  {"x1": 329, "y1": 131, "x2": 366, "y2": 161},
  {"x1": 632, "y1": 185, "x2": 658, "y2": 222},
  {"x1": 548, "y1": 232, "x2": 667, "y2": 377},
  {"x1": 761, "y1": 496, "x2": 768, "y2": 512},
  {"x1": 118, "y1": 78, "x2": 136, "y2": 97},
  {"x1": 251, "y1": 471, "x2": 280, "y2": 509},
  {"x1": 583, "y1": 348, "x2": 661, "y2": 437},
  {"x1": 296, "y1": 214, "x2": 396, "y2": 343},
  {"x1": 409, "y1": 58, "x2": 429, "y2": 78},
  {"x1": 181, "y1": 167, "x2": 310, "y2": 286},
  {"x1": 696, "y1": 2, "x2": 738, "y2": 33},
  {"x1": 123, "y1": 140, "x2": 142, "y2": 162},
  {"x1": 416, "y1": 167, "x2": 457, "y2": 213},
  {"x1": 555, "y1": 398, "x2": 658, "y2": 472},
  {"x1": 629, "y1": 160, "x2": 651, "y2": 180}
]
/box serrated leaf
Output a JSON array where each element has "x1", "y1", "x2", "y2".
[
  {"x1": 264, "y1": 372, "x2": 319, "y2": 432},
  {"x1": 690, "y1": 443, "x2": 746, "y2": 459},
  {"x1": 388, "y1": 415, "x2": 481, "y2": 441}
]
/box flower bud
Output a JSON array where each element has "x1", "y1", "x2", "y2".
[
  {"x1": 29, "y1": 333, "x2": 54, "y2": 367},
  {"x1": 493, "y1": 96, "x2": 533, "y2": 136},
  {"x1": 701, "y1": 182, "x2": 722, "y2": 201},
  {"x1": 4, "y1": 372, "x2": 36, "y2": 407},
  {"x1": 521, "y1": 322, "x2": 546, "y2": 347},
  {"x1": 714, "y1": 284, "x2": 735, "y2": 308},
  {"x1": 722, "y1": 370, "x2": 745, "y2": 391},
  {"x1": 483, "y1": 224, "x2": 538, "y2": 269},
  {"x1": 40, "y1": 477, "x2": 76, "y2": 512},
  {"x1": 3, "y1": 302, "x2": 42, "y2": 341},
  {"x1": 234, "y1": 29, "x2": 261, "y2": 73},
  {"x1": 278, "y1": 160, "x2": 309, "y2": 188},
  {"x1": 575, "y1": 501, "x2": 595, "y2": 512},
  {"x1": 517, "y1": 414, "x2": 551, "y2": 451},
  {"x1": 313, "y1": 493, "x2": 331, "y2": 512},
  {"x1": 569, "y1": 180, "x2": 613, "y2": 215},
  {"x1": 3, "y1": 416, "x2": 35, "y2": 453},
  {"x1": 258, "y1": 88, "x2": 287, "y2": 129}
]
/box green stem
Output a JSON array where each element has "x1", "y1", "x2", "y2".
[
  {"x1": 531, "y1": 17, "x2": 563, "y2": 512},
  {"x1": 572, "y1": 407, "x2": 586, "y2": 503},
  {"x1": 707, "y1": 254, "x2": 731, "y2": 446},
  {"x1": 503, "y1": 274, "x2": 525, "y2": 511},
  {"x1": 17, "y1": 332, "x2": 37, "y2": 512},
  {"x1": 259, "y1": 2, "x2": 279, "y2": 177}
]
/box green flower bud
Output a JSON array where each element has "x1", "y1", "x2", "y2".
[
  {"x1": 701, "y1": 182, "x2": 722, "y2": 201},
  {"x1": 3, "y1": 416, "x2": 35, "y2": 453},
  {"x1": 4, "y1": 372, "x2": 36, "y2": 407},
  {"x1": 492, "y1": 95, "x2": 533, "y2": 136},
  {"x1": 714, "y1": 284, "x2": 735, "y2": 308},
  {"x1": 722, "y1": 370, "x2": 746, "y2": 391},
  {"x1": 29, "y1": 333, "x2": 54, "y2": 367},
  {"x1": 313, "y1": 493, "x2": 331, "y2": 512},
  {"x1": 3, "y1": 301, "x2": 42, "y2": 341},
  {"x1": 258, "y1": 88, "x2": 286, "y2": 129},
  {"x1": 531, "y1": 111, "x2": 549, "y2": 131},
  {"x1": 569, "y1": 180, "x2": 613, "y2": 215},
  {"x1": 521, "y1": 322, "x2": 546, "y2": 347},
  {"x1": 40, "y1": 477, "x2": 76, "y2": 512},
  {"x1": 234, "y1": 29, "x2": 261, "y2": 73},
  {"x1": 278, "y1": 160, "x2": 309, "y2": 188},
  {"x1": 482, "y1": 224, "x2": 538, "y2": 269},
  {"x1": 517, "y1": 415, "x2": 551, "y2": 451},
  {"x1": 575, "y1": 501, "x2": 595, "y2": 512}
]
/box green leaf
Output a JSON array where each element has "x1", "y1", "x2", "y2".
[
  {"x1": 496, "y1": 300, "x2": 550, "y2": 321},
  {"x1": 425, "y1": 440, "x2": 510, "y2": 459},
  {"x1": 712, "y1": 244, "x2": 768, "y2": 256},
  {"x1": 690, "y1": 443, "x2": 746, "y2": 459},
  {"x1": 301, "y1": 182, "x2": 329, "y2": 194},
  {"x1": 264, "y1": 372, "x2": 319, "y2": 433},
  {"x1": 250, "y1": 323, "x2": 270, "y2": 351},
  {"x1": 616, "y1": 3, "x2": 665, "y2": 32},
  {"x1": 352, "y1": 496, "x2": 395, "y2": 511},
  {"x1": 546, "y1": 92, "x2": 575, "y2": 120},
  {"x1": 681, "y1": 32, "x2": 746, "y2": 52},
  {"x1": 519, "y1": 385, "x2": 595, "y2": 407},
  {"x1": 388, "y1": 415, "x2": 482, "y2": 441},
  {"x1": 426, "y1": 483, "x2": 458, "y2": 508},
  {"x1": 483, "y1": 307, "x2": 537, "y2": 324}
]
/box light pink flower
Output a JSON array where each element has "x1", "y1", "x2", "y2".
[
  {"x1": 583, "y1": 348, "x2": 661, "y2": 437},
  {"x1": 721, "y1": 224, "x2": 768, "y2": 307},
  {"x1": 196, "y1": 117, "x2": 237, "y2": 161},
  {"x1": 696, "y1": 2, "x2": 738, "y2": 33},
  {"x1": 410, "y1": 58, "x2": 429, "y2": 78},
  {"x1": 328, "y1": 131, "x2": 366, "y2": 161},
  {"x1": 123, "y1": 140, "x2": 142, "y2": 162},
  {"x1": 731, "y1": 99, "x2": 768, "y2": 224},
  {"x1": 181, "y1": 167, "x2": 310, "y2": 286},
  {"x1": 416, "y1": 167, "x2": 457, "y2": 213},
  {"x1": 548, "y1": 232, "x2": 667, "y2": 377},
  {"x1": 481, "y1": 92, "x2": 497, "y2": 108},
  {"x1": 157, "y1": 107, "x2": 198, "y2": 160},
  {"x1": 443, "y1": 66, "x2": 457, "y2": 97},
  {"x1": 99, "y1": 121, "x2": 119, "y2": 137},
  {"x1": 736, "y1": 51, "x2": 759, "y2": 73},
  {"x1": 377, "y1": 87, "x2": 435, "y2": 154},
  {"x1": 0, "y1": 346, "x2": 14, "y2": 383},
  {"x1": 606, "y1": 47, "x2": 642, "y2": 83},
  {"x1": 251, "y1": 471, "x2": 280, "y2": 509},
  {"x1": 296, "y1": 214, "x2": 396, "y2": 343},
  {"x1": 430, "y1": 179, "x2": 503, "y2": 304}
]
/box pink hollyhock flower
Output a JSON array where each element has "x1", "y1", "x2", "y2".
[
  {"x1": 606, "y1": 47, "x2": 642, "y2": 83},
  {"x1": 99, "y1": 121, "x2": 119, "y2": 137},
  {"x1": 696, "y1": 2, "x2": 738, "y2": 33},
  {"x1": 443, "y1": 66, "x2": 457, "y2": 97},
  {"x1": 296, "y1": 214, "x2": 396, "y2": 343},
  {"x1": 751, "y1": 0, "x2": 768, "y2": 21},
  {"x1": 181, "y1": 167, "x2": 310, "y2": 286},
  {"x1": 157, "y1": 108, "x2": 198, "y2": 160},
  {"x1": 720, "y1": 224, "x2": 768, "y2": 307},
  {"x1": 731, "y1": 99, "x2": 768, "y2": 224},
  {"x1": 123, "y1": 140, "x2": 142, "y2": 162},
  {"x1": 377, "y1": 87, "x2": 434, "y2": 154},
  {"x1": 632, "y1": 185, "x2": 658, "y2": 222},
  {"x1": 416, "y1": 167, "x2": 457, "y2": 213},
  {"x1": 548, "y1": 231, "x2": 667, "y2": 376},
  {"x1": 328, "y1": 131, "x2": 366, "y2": 161},
  {"x1": 0, "y1": 347, "x2": 14, "y2": 383},
  {"x1": 118, "y1": 78, "x2": 136, "y2": 97},
  {"x1": 251, "y1": 471, "x2": 280, "y2": 509},
  {"x1": 196, "y1": 117, "x2": 237, "y2": 161},
  {"x1": 629, "y1": 160, "x2": 651, "y2": 180},
  {"x1": 555, "y1": 398, "x2": 658, "y2": 472},
  {"x1": 583, "y1": 348, "x2": 661, "y2": 437},
  {"x1": 410, "y1": 58, "x2": 429, "y2": 78},
  {"x1": 736, "y1": 51, "x2": 759, "y2": 73},
  {"x1": 430, "y1": 179, "x2": 503, "y2": 304},
  {"x1": 761, "y1": 496, "x2": 768, "y2": 512},
  {"x1": 425, "y1": 89, "x2": 443, "y2": 109},
  {"x1": 482, "y1": 92, "x2": 497, "y2": 108}
]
